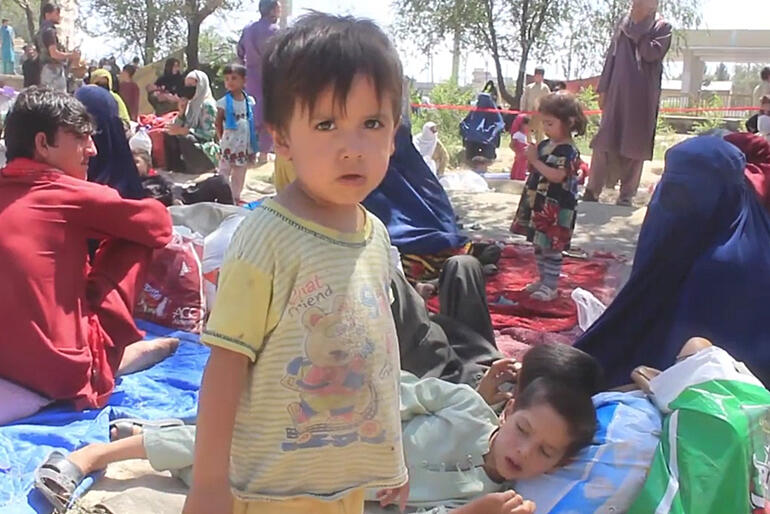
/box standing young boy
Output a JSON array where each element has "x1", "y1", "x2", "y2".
[
  {"x1": 184, "y1": 13, "x2": 408, "y2": 514},
  {"x1": 118, "y1": 64, "x2": 140, "y2": 122}
]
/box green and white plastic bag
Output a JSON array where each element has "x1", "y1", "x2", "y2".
[{"x1": 628, "y1": 347, "x2": 770, "y2": 514}]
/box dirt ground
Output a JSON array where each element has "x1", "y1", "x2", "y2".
[{"x1": 76, "y1": 146, "x2": 661, "y2": 513}]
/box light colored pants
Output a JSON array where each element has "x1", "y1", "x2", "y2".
[
  {"x1": 587, "y1": 150, "x2": 644, "y2": 201},
  {"x1": 40, "y1": 63, "x2": 66, "y2": 92}
]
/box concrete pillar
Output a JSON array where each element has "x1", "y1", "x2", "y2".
[
  {"x1": 280, "y1": 0, "x2": 292, "y2": 29},
  {"x1": 680, "y1": 50, "x2": 704, "y2": 105}
]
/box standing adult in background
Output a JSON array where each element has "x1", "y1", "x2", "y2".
[
  {"x1": 753, "y1": 67, "x2": 770, "y2": 107},
  {"x1": 37, "y1": 3, "x2": 80, "y2": 92},
  {"x1": 520, "y1": 66, "x2": 551, "y2": 144},
  {"x1": 21, "y1": 45, "x2": 40, "y2": 87},
  {"x1": 583, "y1": 0, "x2": 671, "y2": 207},
  {"x1": 1, "y1": 19, "x2": 15, "y2": 75},
  {"x1": 237, "y1": 0, "x2": 280, "y2": 165}
]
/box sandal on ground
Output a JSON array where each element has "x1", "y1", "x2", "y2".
[
  {"x1": 109, "y1": 417, "x2": 184, "y2": 441},
  {"x1": 530, "y1": 285, "x2": 558, "y2": 302},
  {"x1": 35, "y1": 450, "x2": 85, "y2": 512},
  {"x1": 491, "y1": 295, "x2": 517, "y2": 307}
]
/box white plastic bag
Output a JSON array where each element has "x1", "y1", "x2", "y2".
[
  {"x1": 439, "y1": 170, "x2": 489, "y2": 193},
  {"x1": 571, "y1": 287, "x2": 606, "y2": 331},
  {"x1": 129, "y1": 127, "x2": 153, "y2": 155},
  {"x1": 202, "y1": 214, "x2": 245, "y2": 307}
]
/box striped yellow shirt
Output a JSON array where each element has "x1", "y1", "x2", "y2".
[{"x1": 201, "y1": 198, "x2": 407, "y2": 501}]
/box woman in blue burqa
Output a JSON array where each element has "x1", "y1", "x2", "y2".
[
  {"x1": 576, "y1": 132, "x2": 770, "y2": 386},
  {"x1": 460, "y1": 84, "x2": 504, "y2": 162}
]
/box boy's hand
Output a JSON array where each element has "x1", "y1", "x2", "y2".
[
  {"x1": 182, "y1": 483, "x2": 233, "y2": 514},
  {"x1": 526, "y1": 144, "x2": 539, "y2": 164},
  {"x1": 376, "y1": 480, "x2": 409, "y2": 513},
  {"x1": 462, "y1": 491, "x2": 536, "y2": 514},
  {"x1": 476, "y1": 358, "x2": 521, "y2": 405}
]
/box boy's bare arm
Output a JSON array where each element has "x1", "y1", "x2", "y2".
[
  {"x1": 183, "y1": 347, "x2": 249, "y2": 514},
  {"x1": 215, "y1": 108, "x2": 225, "y2": 140}
]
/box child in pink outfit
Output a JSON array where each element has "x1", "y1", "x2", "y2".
[{"x1": 510, "y1": 115, "x2": 530, "y2": 180}]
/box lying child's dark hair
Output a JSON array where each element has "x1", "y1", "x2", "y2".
[
  {"x1": 518, "y1": 342, "x2": 604, "y2": 395},
  {"x1": 223, "y1": 63, "x2": 247, "y2": 78},
  {"x1": 5, "y1": 87, "x2": 94, "y2": 161},
  {"x1": 538, "y1": 92, "x2": 588, "y2": 137},
  {"x1": 262, "y1": 11, "x2": 403, "y2": 134},
  {"x1": 514, "y1": 376, "x2": 597, "y2": 458}
]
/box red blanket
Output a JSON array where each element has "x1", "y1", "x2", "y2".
[{"x1": 428, "y1": 244, "x2": 622, "y2": 335}]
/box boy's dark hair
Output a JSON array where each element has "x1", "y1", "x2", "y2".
[
  {"x1": 2, "y1": 19, "x2": 8, "y2": 23},
  {"x1": 761, "y1": 95, "x2": 770, "y2": 105},
  {"x1": 534, "y1": 66, "x2": 546, "y2": 76},
  {"x1": 518, "y1": 342, "x2": 604, "y2": 395},
  {"x1": 122, "y1": 64, "x2": 136, "y2": 77},
  {"x1": 4, "y1": 87, "x2": 93, "y2": 161},
  {"x1": 761, "y1": 67, "x2": 770, "y2": 82},
  {"x1": 223, "y1": 63, "x2": 247, "y2": 78},
  {"x1": 514, "y1": 377, "x2": 597, "y2": 458},
  {"x1": 259, "y1": 0, "x2": 279, "y2": 16},
  {"x1": 42, "y1": 3, "x2": 60, "y2": 15},
  {"x1": 538, "y1": 92, "x2": 588, "y2": 137},
  {"x1": 263, "y1": 12, "x2": 403, "y2": 134}
]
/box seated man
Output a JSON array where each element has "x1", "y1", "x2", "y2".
[{"x1": 0, "y1": 87, "x2": 178, "y2": 414}]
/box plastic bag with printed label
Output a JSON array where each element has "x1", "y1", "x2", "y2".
[{"x1": 135, "y1": 228, "x2": 205, "y2": 333}]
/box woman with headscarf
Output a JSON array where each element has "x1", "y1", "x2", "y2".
[
  {"x1": 413, "y1": 122, "x2": 439, "y2": 175},
  {"x1": 148, "y1": 58, "x2": 185, "y2": 115},
  {"x1": 75, "y1": 85, "x2": 145, "y2": 200},
  {"x1": 164, "y1": 70, "x2": 219, "y2": 174},
  {"x1": 90, "y1": 69, "x2": 131, "y2": 125}
]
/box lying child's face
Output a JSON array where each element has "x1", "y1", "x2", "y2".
[
  {"x1": 488, "y1": 403, "x2": 573, "y2": 481},
  {"x1": 276, "y1": 73, "x2": 397, "y2": 207},
  {"x1": 133, "y1": 154, "x2": 149, "y2": 176}
]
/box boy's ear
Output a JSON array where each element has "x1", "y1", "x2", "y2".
[
  {"x1": 499, "y1": 398, "x2": 516, "y2": 424},
  {"x1": 270, "y1": 126, "x2": 291, "y2": 160}
]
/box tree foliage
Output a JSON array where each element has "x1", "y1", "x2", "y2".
[
  {"x1": 6, "y1": 0, "x2": 41, "y2": 42},
  {"x1": 82, "y1": 0, "x2": 184, "y2": 64}
]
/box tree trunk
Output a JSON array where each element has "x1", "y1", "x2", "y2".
[
  {"x1": 10, "y1": 0, "x2": 36, "y2": 41},
  {"x1": 515, "y1": 44, "x2": 531, "y2": 108},
  {"x1": 186, "y1": 17, "x2": 201, "y2": 70},
  {"x1": 483, "y1": 0, "x2": 516, "y2": 107},
  {"x1": 144, "y1": 0, "x2": 157, "y2": 64},
  {"x1": 450, "y1": 26, "x2": 461, "y2": 85}
]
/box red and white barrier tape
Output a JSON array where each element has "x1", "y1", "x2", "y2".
[{"x1": 410, "y1": 103, "x2": 760, "y2": 116}]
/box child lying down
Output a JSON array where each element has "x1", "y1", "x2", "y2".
[{"x1": 35, "y1": 344, "x2": 602, "y2": 513}]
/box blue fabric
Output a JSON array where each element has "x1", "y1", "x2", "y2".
[
  {"x1": 75, "y1": 86, "x2": 145, "y2": 200},
  {"x1": 363, "y1": 124, "x2": 467, "y2": 254},
  {"x1": 1, "y1": 26, "x2": 14, "y2": 62},
  {"x1": 224, "y1": 91, "x2": 258, "y2": 154},
  {"x1": 460, "y1": 93, "x2": 504, "y2": 147},
  {"x1": 576, "y1": 136, "x2": 770, "y2": 387},
  {"x1": 0, "y1": 321, "x2": 208, "y2": 513}
]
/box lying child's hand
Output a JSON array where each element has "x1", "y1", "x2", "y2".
[
  {"x1": 461, "y1": 490, "x2": 536, "y2": 514},
  {"x1": 376, "y1": 480, "x2": 410, "y2": 513},
  {"x1": 476, "y1": 358, "x2": 521, "y2": 405}
]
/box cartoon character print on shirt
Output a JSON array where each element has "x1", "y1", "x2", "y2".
[{"x1": 281, "y1": 287, "x2": 395, "y2": 451}]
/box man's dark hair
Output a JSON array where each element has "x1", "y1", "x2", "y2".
[
  {"x1": 42, "y1": 3, "x2": 60, "y2": 15},
  {"x1": 762, "y1": 94, "x2": 770, "y2": 105},
  {"x1": 538, "y1": 92, "x2": 589, "y2": 137},
  {"x1": 514, "y1": 377, "x2": 597, "y2": 458},
  {"x1": 761, "y1": 67, "x2": 770, "y2": 82},
  {"x1": 122, "y1": 64, "x2": 137, "y2": 77},
  {"x1": 259, "y1": 0, "x2": 279, "y2": 17},
  {"x1": 4, "y1": 87, "x2": 93, "y2": 161},
  {"x1": 262, "y1": 12, "x2": 403, "y2": 134},
  {"x1": 2, "y1": 19, "x2": 8, "y2": 24},
  {"x1": 534, "y1": 66, "x2": 546, "y2": 76},
  {"x1": 223, "y1": 63, "x2": 246, "y2": 78},
  {"x1": 132, "y1": 56, "x2": 140, "y2": 64},
  {"x1": 518, "y1": 342, "x2": 604, "y2": 395}
]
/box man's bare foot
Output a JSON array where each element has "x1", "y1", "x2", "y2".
[{"x1": 117, "y1": 337, "x2": 179, "y2": 376}]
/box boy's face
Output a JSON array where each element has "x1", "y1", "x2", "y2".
[
  {"x1": 762, "y1": 101, "x2": 770, "y2": 113},
  {"x1": 36, "y1": 129, "x2": 97, "y2": 180},
  {"x1": 224, "y1": 72, "x2": 245, "y2": 93},
  {"x1": 273, "y1": 73, "x2": 397, "y2": 207},
  {"x1": 534, "y1": 72, "x2": 544, "y2": 84},
  {"x1": 488, "y1": 402, "x2": 572, "y2": 481}
]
